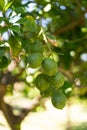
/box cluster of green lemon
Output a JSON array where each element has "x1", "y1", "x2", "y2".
[
  {"x1": 28, "y1": 40, "x2": 44, "y2": 68},
  {"x1": 27, "y1": 40, "x2": 66, "y2": 109}
]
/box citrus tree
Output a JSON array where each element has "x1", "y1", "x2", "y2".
[{"x1": 0, "y1": 0, "x2": 87, "y2": 130}]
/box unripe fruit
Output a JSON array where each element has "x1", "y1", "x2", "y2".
[
  {"x1": 40, "y1": 85, "x2": 54, "y2": 98},
  {"x1": 34, "y1": 74, "x2": 49, "y2": 91},
  {"x1": 28, "y1": 52, "x2": 43, "y2": 68},
  {"x1": 42, "y1": 58, "x2": 58, "y2": 76},
  {"x1": 50, "y1": 72, "x2": 65, "y2": 88},
  {"x1": 30, "y1": 40, "x2": 44, "y2": 53},
  {"x1": 51, "y1": 90, "x2": 66, "y2": 109}
]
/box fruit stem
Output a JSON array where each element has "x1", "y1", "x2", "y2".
[{"x1": 38, "y1": 27, "x2": 53, "y2": 56}]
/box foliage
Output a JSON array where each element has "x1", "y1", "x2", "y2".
[
  {"x1": 0, "y1": 0, "x2": 87, "y2": 130},
  {"x1": 71, "y1": 122, "x2": 87, "y2": 130}
]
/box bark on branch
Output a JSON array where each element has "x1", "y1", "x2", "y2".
[
  {"x1": 0, "y1": 84, "x2": 41, "y2": 130},
  {"x1": 54, "y1": 9, "x2": 86, "y2": 35},
  {"x1": 54, "y1": 21, "x2": 79, "y2": 35}
]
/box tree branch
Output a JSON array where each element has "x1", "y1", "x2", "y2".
[
  {"x1": 54, "y1": 9, "x2": 86, "y2": 35},
  {"x1": 0, "y1": 83, "x2": 41, "y2": 130},
  {"x1": 54, "y1": 21, "x2": 78, "y2": 35}
]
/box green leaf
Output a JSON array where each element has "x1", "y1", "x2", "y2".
[
  {"x1": 3, "y1": 0, "x2": 14, "y2": 11},
  {"x1": 46, "y1": 32, "x2": 56, "y2": 40},
  {"x1": 0, "y1": 26, "x2": 8, "y2": 34},
  {"x1": 12, "y1": 0, "x2": 21, "y2": 7},
  {"x1": 17, "y1": 17, "x2": 30, "y2": 24},
  {"x1": 17, "y1": 15, "x2": 38, "y2": 33},
  {"x1": 62, "y1": 81, "x2": 73, "y2": 98},
  {"x1": 0, "y1": 46, "x2": 9, "y2": 57},
  {"x1": 14, "y1": 7, "x2": 25, "y2": 14},
  {"x1": 9, "y1": 35, "x2": 21, "y2": 57},
  {"x1": 0, "y1": 17, "x2": 9, "y2": 24},
  {"x1": 10, "y1": 25, "x2": 21, "y2": 34},
  {"x1": 0, "y1": 42, "x2": 4, "y2": 45},
  {"x1": 0, "y1": 0, "x2": 5, "y2": 10},
  {"x1": 0, "y1": 17, "x2": 5, "y2": 23},
  {"x1": 0, "y1": 56, "x2": 9, "y2": 69}
]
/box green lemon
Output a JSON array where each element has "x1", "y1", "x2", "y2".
[
  {"x1": 30, "y1": 40, "x2": 44, "y2": 53},
  {"x1": 42, "y1": 58, "x2": 58, "y2": 76},
  {"x1": 51, "y1": 90, "x2": 66, "y2": 109},
  {"x1": 28, "y1": 52, "x2": 43, "y2": 68},
  {"x1": 40, "y1": 85, "x2": 54, "y2": 98},
  {"x1": 50, "y1": 72, "x2": 65, "y2": 88},
  {"x1": 34, "y1": 74, "x2": 49, "y2": 91}
]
